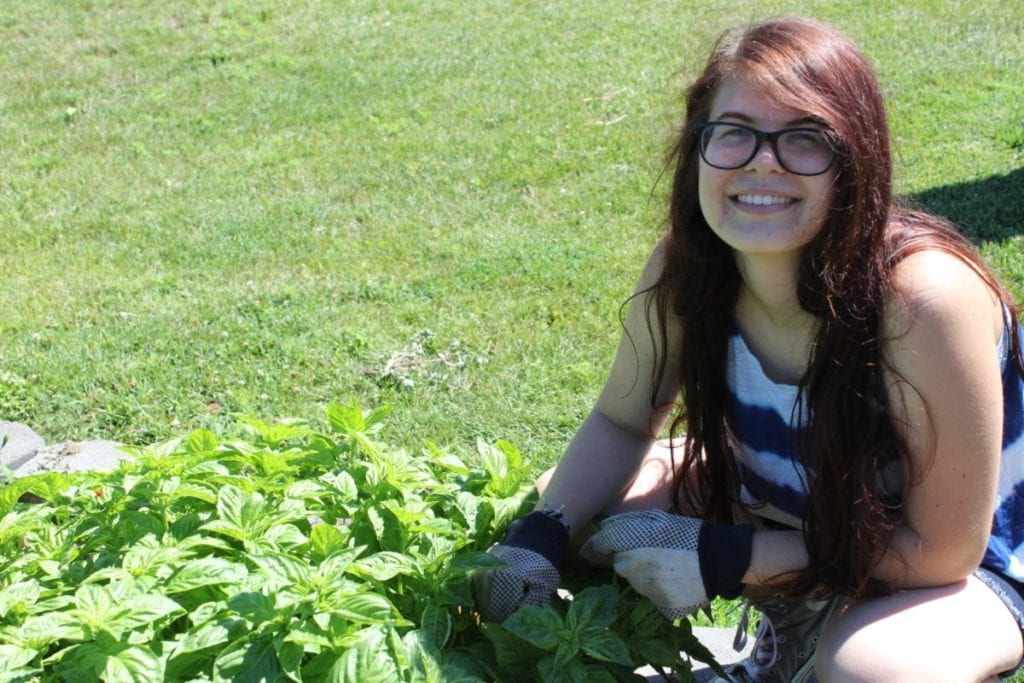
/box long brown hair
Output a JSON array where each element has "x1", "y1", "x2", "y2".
[{"x1": 651, "y1": 17, "x2": 1022, "y2": 597}]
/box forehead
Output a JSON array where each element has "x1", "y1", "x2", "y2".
[{"x1": 708, "y1": 76, "x2": 814, "y2": 128}]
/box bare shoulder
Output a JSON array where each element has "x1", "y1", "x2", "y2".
[
  {"x1": 884, "y1": 249, "x2": 1003, "y2": 346},
  {"x1": 594, "y1": 237, "x2": 682, "y2": 434},
  {"x1": 637, "y1": 235, "x2": 671, "y2": 289}
]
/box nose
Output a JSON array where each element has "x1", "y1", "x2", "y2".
[{"x1": 746, "y1": 139, "x2": 784, "y2": 173}]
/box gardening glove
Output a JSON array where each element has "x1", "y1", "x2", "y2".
[
  {"x1": 579, "y1": 509, "x2": 754, "y2": 621},
  {"x1": 473, "y1": 510, "x2": 570, "y2": 623}
]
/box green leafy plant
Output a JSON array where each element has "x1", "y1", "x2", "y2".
[{"x1": 0, "y1": 402, "x2": 721, "y2": 681}]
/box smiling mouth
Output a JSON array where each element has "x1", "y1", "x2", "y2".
[{"x1": 733, "y1": 194, "x2": 797, "y2": 206}]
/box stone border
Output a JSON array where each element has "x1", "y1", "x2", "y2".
[
  {"x1": 634, "y1": 625, "x2": 753, "y2": 681},
  {"x1": 0, "y1": 421, "x2": 133, "y2": 478}
]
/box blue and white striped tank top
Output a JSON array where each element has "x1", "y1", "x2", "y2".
[{"x1": 725, "y1": 323, "x2": 1024, "y2": 583}]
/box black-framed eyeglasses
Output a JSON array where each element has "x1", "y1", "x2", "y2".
[{"x1": 695, "y1": 122, "x2": 836, "y2": 176}]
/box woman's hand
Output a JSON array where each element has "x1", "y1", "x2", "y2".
[
  {"x1": 580, "y1": 510, "x2": 754, "y2": 620},
  {"x1": 473, "y1": 511, "x2": 570, "y2": 623}
]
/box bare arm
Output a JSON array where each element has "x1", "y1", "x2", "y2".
[
  {"x1": 742, "y1": 251, "x2": 1005, "y2": 590},
  {"x1": 872, "y1": 250, "x2": 1004, "y2": 586},
  {"x1": 537, "y1": 240, "x2": 683, "y2": 540}
]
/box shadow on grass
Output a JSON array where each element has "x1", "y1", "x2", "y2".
[{"x1": 906, "y1": 166, "x2": 1024, "y2": 243}]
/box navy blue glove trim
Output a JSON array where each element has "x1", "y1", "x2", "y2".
[
  {"x1": 697, "y1": 523, "x2": 755, "y2": 600},
  {"x1": 503, "y1": 511, "x2": 571, "y2": 568}
]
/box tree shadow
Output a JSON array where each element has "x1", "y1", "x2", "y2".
[{"x1": 905, "y1": 166, "x2": 1024, "y2": 244}]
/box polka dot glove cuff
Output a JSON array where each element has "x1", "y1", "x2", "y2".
[{"x1": 473, "y1": 511, "x2": 571, "y2": 623}]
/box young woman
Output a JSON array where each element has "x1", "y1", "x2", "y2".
[{"x1": 475, "y1": 16, "x2": 1024, "y2": 682}]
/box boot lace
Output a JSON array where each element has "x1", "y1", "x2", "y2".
[
  {"x1": 729, "y1": 600, "x2": 782, "y2": 678},
  {"x1": 722, "y1": 596, "x2": 832, "y2": 682}
]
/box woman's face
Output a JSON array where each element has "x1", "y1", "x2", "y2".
[{"x1": 697, "y1": 77, "x2": 838, "y2": 260}]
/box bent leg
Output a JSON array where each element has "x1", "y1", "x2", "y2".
[{"x1": 815, "y1": 575, "x2": 1023, "y2": 682}]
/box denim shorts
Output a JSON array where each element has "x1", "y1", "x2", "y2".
[{"x1": 975, "y1": 566, "x2": 1024, "y2": 678}]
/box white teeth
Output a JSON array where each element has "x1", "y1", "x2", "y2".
[{"x1": 735, "y1": 194, "x2": 794, "y2": 206}]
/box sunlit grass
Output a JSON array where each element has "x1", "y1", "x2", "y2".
[{"x1": 0, "y1": 0, "x2": 1020, "y2": 467}]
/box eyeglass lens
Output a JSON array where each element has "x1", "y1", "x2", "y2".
[{"x1": 699, "y1": 123, "x2": 833, "y2": 175}]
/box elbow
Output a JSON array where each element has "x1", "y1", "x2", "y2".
[
  {"x1": 912, "y1": 539, "x2": 988, "y2": 587},
  {"x1": 931, "y1": 555, "x2": 984, "y2": 586},
  {"x1": 587, "y1": 408, "x2": 654, "y2": 442},
  {"x1": 883, "y1": 526, "x2": 988, "y2": 588},
  {"x1": 936, "y1": 524, "x2": 992, "y2": 583}
]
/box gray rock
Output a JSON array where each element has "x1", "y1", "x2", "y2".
[
  {"x1": 13, "y1": 440, "x2": 133, "y2": 477},
  {"x1": 0, "y1": 421, "x2": 46, "y2": 472},
  {"x1": 635, "y1": 625, "x2": 753, "y2": 682},
  {"x1": 691, "y1": 626, "x2": 753, "y2": 680}
]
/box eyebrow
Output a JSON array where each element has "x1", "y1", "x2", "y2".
[{"x1": 713, "y1": 111, "x2": 824, "y2": 127}]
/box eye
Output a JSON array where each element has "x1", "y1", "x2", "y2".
[
  {"x1": 709, "y1": 124, "x2": 754, "y2": 144},
  {"x1": 719, "y1": 125, "x2": 753, "y2": 139},
  {"x1": 782, "y1": 129, "x2": 828, "y2": 149}
]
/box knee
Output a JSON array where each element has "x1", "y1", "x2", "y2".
[
  {"x1": 814, "y1": 606, "x2": 955, "y2": 683},
  {"x1": 815, "y1": 613, "x2": 907, "y2": 682},
  {"x1": 814, "y1": 614, "x2": 884, "y2": 682}
]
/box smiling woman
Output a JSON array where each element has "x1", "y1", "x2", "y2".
[
  {"x1": 697, "y1": 77, "x2": 839, "y2": 260},
  {"x1": 474, "y1": 15, "x2": 1024, "y2": 682}
]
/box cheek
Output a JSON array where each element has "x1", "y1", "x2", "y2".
[
  {"x1": 697, "y1": 166, "x2": 722, "y2": 226},
  {"x1": 807, "y1": 174, "x2": 839, "y2": 223}
]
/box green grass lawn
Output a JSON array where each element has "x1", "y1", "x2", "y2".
[
  {"x1": 0, "y1": 0, "x2": 1022, "y2": 675},
  {"x1": 1, "y1": 0, "x2": 1020, "y2": 460}
]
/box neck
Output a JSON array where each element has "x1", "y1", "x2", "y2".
[{"x1": 734, "y1": 251, "x2": 807, "y2": 326}]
